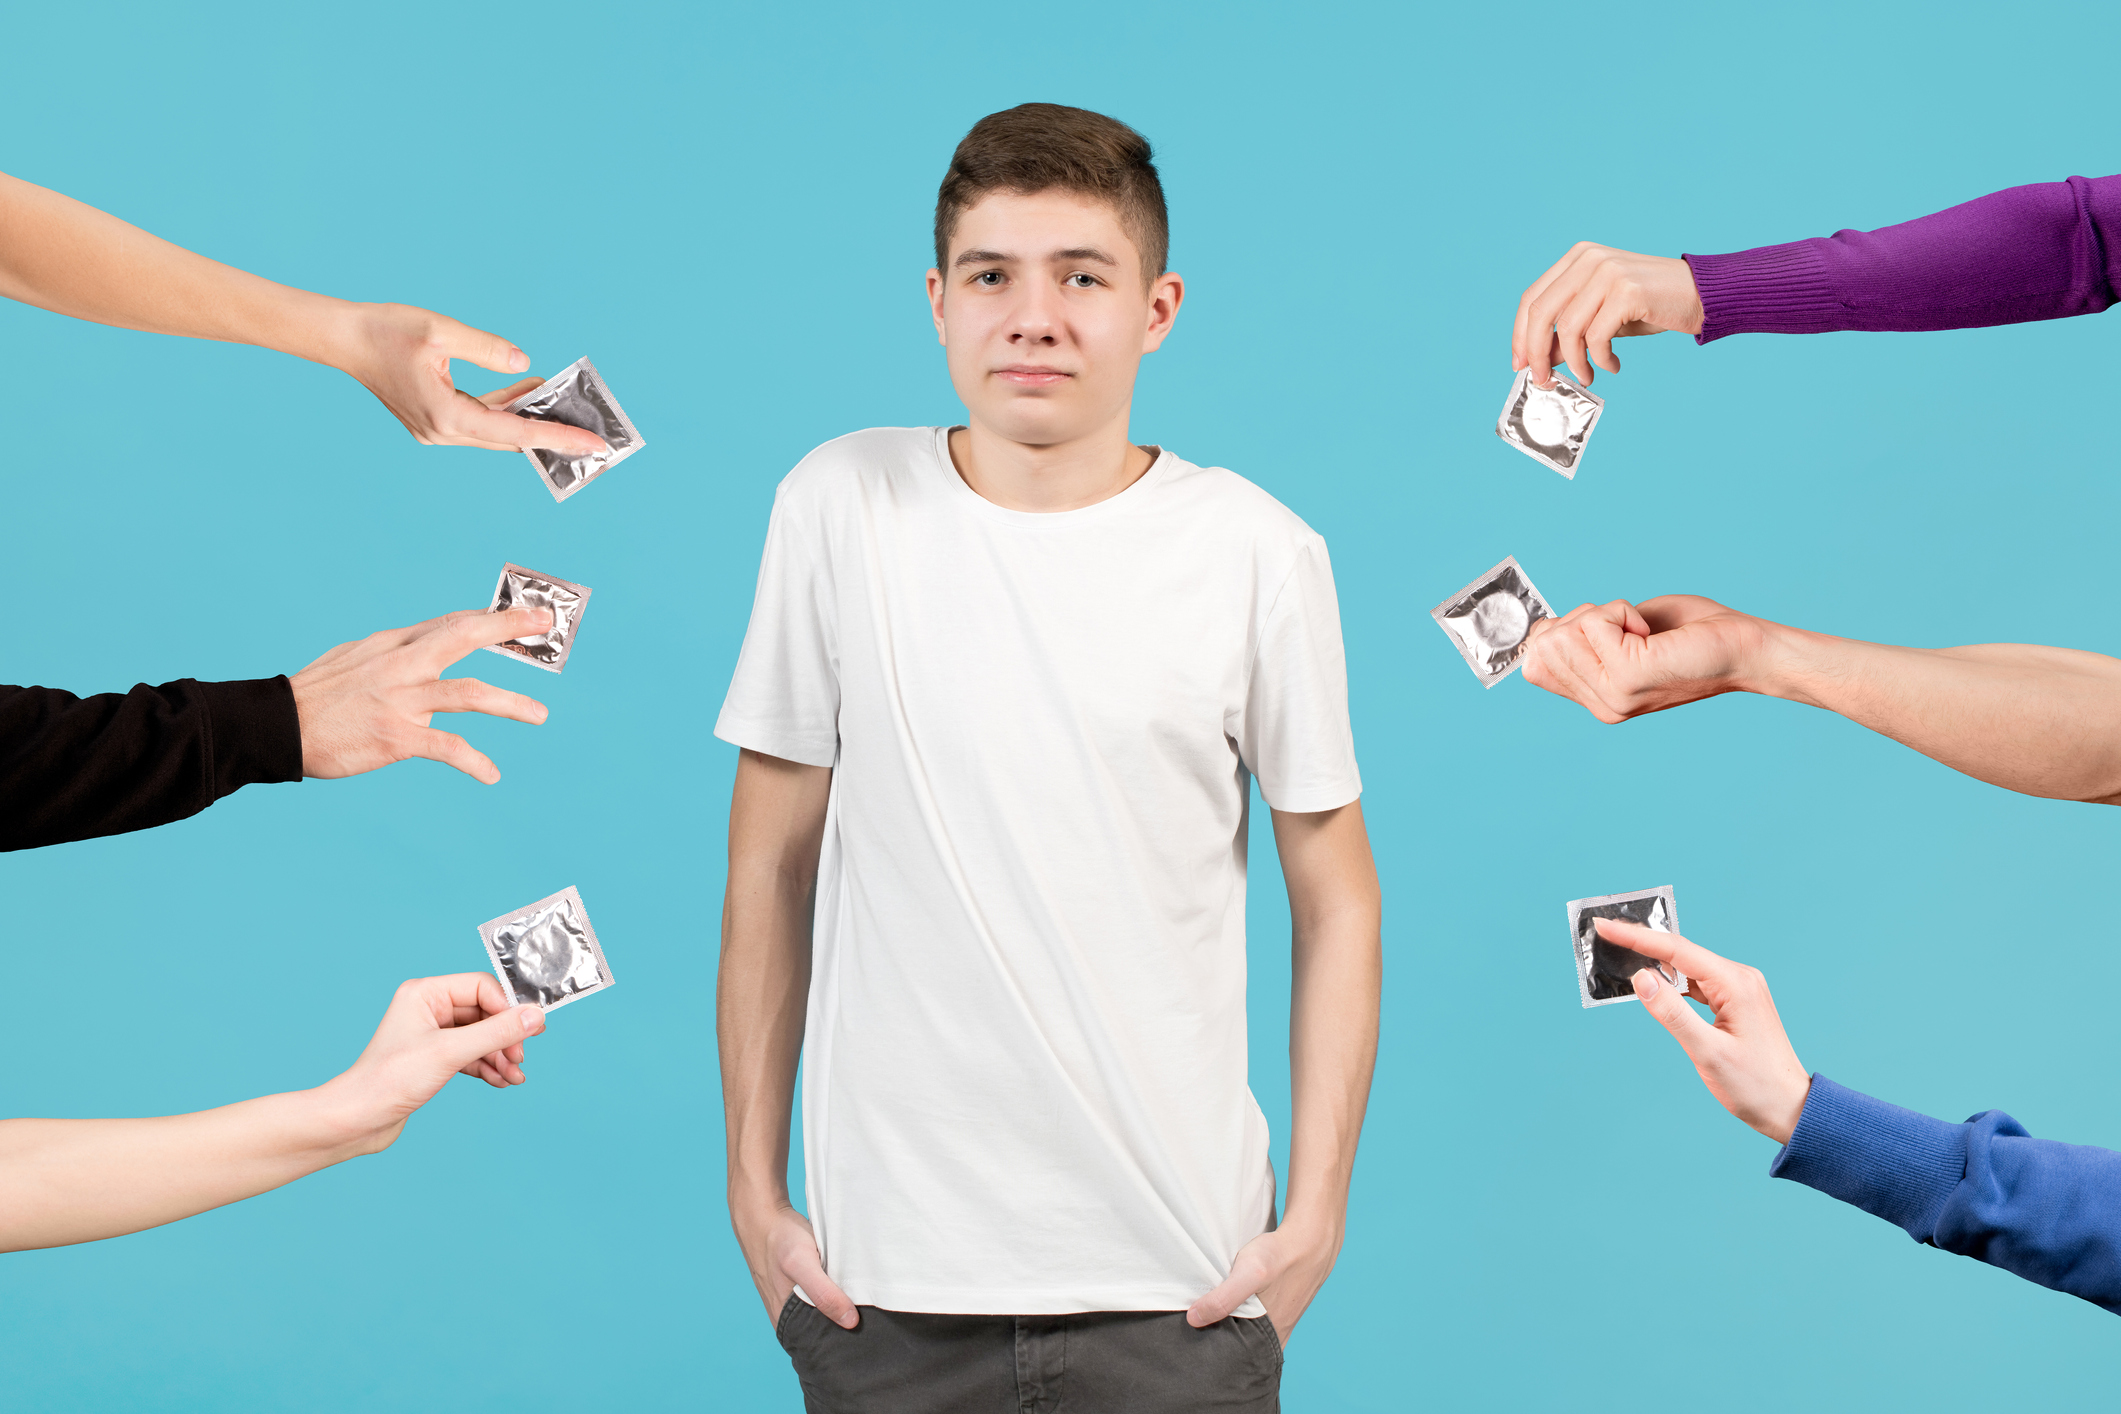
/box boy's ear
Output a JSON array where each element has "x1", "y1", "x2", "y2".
[
  {"x1": 926, "y1": 267, "x2": 948, "y2": 346},
  {"x1": 1141, "y1": 270, "x2": 1185, "y2": 353}
]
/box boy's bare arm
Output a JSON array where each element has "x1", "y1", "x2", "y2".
[
  {"x1": 1189, "y1": 799, "x2": 1382, "y2": 1342},
  {"x1": 718, "y1": 749, "x2": 858, "y2": 1329},
  {"x1": 1523, "y1": 595, "x2": 2121, "y2": 805}
]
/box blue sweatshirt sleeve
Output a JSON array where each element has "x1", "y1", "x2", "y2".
[{"x1": 1770, "y1": 1075, "x2": 2121, "y2": 1315}]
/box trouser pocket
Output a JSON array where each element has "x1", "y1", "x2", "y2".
[{"x1": 774, "y1": 1293, "x2": 806, "y2": 1352}]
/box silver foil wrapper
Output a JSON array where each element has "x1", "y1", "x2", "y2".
[
  {"x1": 1432, "y1": 555, "x2": 1553, "y2": 687},
  {"x1": 503, "y1": 356, "x2": 645, "y2": 502},
  {"x1": 478, "y1": 885, "x2": 615, "y2": 1013},
  {"x1": 1567, "y1": 885, "x2": 1685, "y2": 1009},
  {"x1": 1496, "y1": 368, "x2": 1604, "y2": 478},
  {"x1": 483, "y1": 562, "x2": 593, "y2": 674}
]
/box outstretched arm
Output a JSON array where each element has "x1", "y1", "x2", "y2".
[
  {"x1": 2, "y1": 605, "x2": 558, "y2": 853},
  {"x1": 717, "y1": 749, "x2": 858, "y2": 1331},
  {"x1": 0, "y1": 169, "x2": 605, "y2": 456},
  {"x1": 1510, "y1": 173, "x2": 2121, "y2": 385},
  {"x1": 0, "y1": 973, "x2": 544, "y2": 1252},
  {"x1": 1189, "y1": 800, "x2": 1382, "y2": 1342},
  {"x1": 1522, "y1": 596, "x2": 2121, "y2": 805},
  {"x1": 1607, "y1": 918, "x2": 2121, "y2": 1316}
]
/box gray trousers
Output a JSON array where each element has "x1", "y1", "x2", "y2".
[{"x1": 776, "y1": 1299, "x2": 1284, "y2": 1413}]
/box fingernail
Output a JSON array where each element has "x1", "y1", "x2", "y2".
[
  {"x1": 840, "y1": 1311, "x2": 859, "y2": 1329},
  {"x1": 521, "y1": 1006, "x2": 546, "y2": 1033},
  {"x1": 1633, "y1": 968, "x2": 1661, "y2": 999},
  {"x1": 509, "y1": 348, "x2": 530, "y2": 373}
]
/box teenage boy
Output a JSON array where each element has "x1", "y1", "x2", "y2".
[{"x1": 716, "y1": 104, "x2": 1380, "y2": 1412}]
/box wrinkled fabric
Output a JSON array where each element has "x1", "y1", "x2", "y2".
[
  {"x1": 1773, "y1": 1075, "x2": 2121, "y2": 1315},
  {"x1": 1688, "y1": 173, "x2": 2121, "y2": 341}
]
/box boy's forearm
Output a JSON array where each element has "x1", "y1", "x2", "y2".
[
  {"x1": 717, "y1": 900, "x2": 808, "y2": 1212},
  {"x1": 1272, "y1": 801, "x2": 1382, "y2": 1236},
  {"x1": 1743, "y1": 621, "x2": 2121, "y2": 803},
  {"x1": 718, "y1": 756, "x2": 828, "y2": 1215},
  {"x1": 0, "y1": 170, "x2": 358, "y2": 365},
  {"x1": 0, "y1": 1089, "x2": 364, "y2": 1252},
  {"x1": 1283, "y1": 902, "x2": 1382, "y2": 1233}
]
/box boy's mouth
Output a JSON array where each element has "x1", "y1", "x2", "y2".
[{"x1": 995, "y1": 365, "x2": 1072, "y2": 387}]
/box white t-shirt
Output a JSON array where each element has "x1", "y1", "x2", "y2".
[{"x1": 715, "y1": 426, "x2": 1361, "y2": 1315}]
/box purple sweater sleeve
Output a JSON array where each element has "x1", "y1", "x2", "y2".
[{"x1": 1682, "y1": 174, "x2": 2121, "y2": 342}]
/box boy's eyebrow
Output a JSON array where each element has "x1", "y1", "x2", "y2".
[{"x1": 951, "y1": 246, "x2": 1120, "y2": 268}]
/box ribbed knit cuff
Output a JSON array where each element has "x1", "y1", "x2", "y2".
[
  {"x1": 1769, "y1": 1074, "x2": 1967, "y2": 1242},
  {"x1": 194, "y1": 676, "x2": 304, "y2": 799},
  {"x1": 1684, "y1": 241, "x2": 1840, "y2": 343}
]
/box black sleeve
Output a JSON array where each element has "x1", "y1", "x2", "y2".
[{"x1": 0, "y1": 677, "x2": 304, "y2": 851}]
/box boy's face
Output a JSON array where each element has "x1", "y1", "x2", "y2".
[{"x1": 927, "y1": 189, "x2": 1182, "y2": 449}]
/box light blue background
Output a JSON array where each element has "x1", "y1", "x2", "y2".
[{"x1": 4, "y1": 2, "x2": 2115, "y2": 1408}]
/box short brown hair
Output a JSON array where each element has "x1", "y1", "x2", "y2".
[{"x1": 934, "y1": 103, "x2": 1169, "y2": 284}]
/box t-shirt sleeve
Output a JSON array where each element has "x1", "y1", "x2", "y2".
[
  {"x1": 1233, "y1": 536, "x2": 1362, "y2": 813},
  {"x1": 713, "y1": 487, "x2": 841, "y2": 768}
]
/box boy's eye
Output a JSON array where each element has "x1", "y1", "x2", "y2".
[
  {"x1": 974, "y1": 270, "x2": 1004, "y2": 286},
  {"x1": 1065, "y1": 273, "x2": 1099, "y2": 288}
]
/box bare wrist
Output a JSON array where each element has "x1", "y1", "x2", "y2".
[
  {"x1": 303, "y1": 1075, "x2": 402, "y2": 1160},
  {"x1": 1276, "y1": 1198, "x2": 1346, "y2": 1249},
  {"x1": 299, "y1": 295, "x2": 373, "y2": 374},
  {"x1": 727, "y1": 1176, "x2": 794, "y2": 1219},
  {"x1": 1730, "y1": 616, "x2": 1810, "y2": 702}
]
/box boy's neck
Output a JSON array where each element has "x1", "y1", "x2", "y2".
[{"x1": 948, "y1": 417, "x2": 1156, "y2": 514}]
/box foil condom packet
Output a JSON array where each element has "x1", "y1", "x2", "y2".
[
  {"x1": 483, "y1": 563, "x2": 592, "y2": 674},
  {"x1": 503, "y1": 356, "x2": 644, "y2": 502},
  {"x1": 1568, "y1": 885, "x2": 1685, "y2": 1009},
  {"x1": 1497, "y1": 368, "x2": 1604, "y2": 478},
  {"x1": 478, "y1": 885, "x2": 615, "y2": 1013},
  {"x1": 1431, "y1": 555, "x2": 1554, "y2": 687}
]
